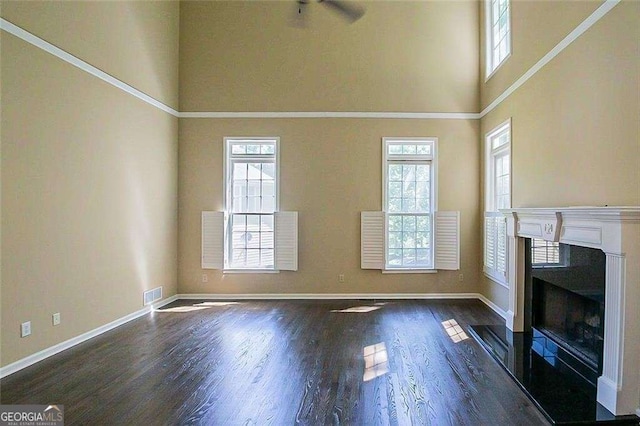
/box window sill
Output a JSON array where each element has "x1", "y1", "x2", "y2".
[
  {"x1": 484, "y1": 52, "x2": 512, "y2": 82},
  {"x1": 383, "y1": 269, "x2": 437, "y2": 274},
  {"x1": 483, "y1": 270, "x2": 508, "y2": 288},
  {"x1": 223, "y1": 269, "x2": 280, "y2": 274}
]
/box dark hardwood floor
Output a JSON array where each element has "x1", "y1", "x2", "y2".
[{"x1": 1, "y1": 299, "x2": 549, "y2": 425}]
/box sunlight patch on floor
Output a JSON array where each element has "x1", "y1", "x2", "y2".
[
  {"x1": 194, "y1": 301, "x2": 240, "y2": 306},
  {"x1": 363, "y1": 342, "x2": 389, "y2": 381},
  {"x1": 156, "y1": 306, "x2": 211, "y2": 313},
  {"x1": 331, "y1": 306, "x2": 381, "y2": 313},
  {"x1": 442, "y1": 319, "x2": 469, "y2": 343}
]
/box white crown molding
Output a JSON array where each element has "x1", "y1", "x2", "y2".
[
  {"x1": 0, "y1": 295, "x2": 178, "y2": 379},
  {"x1": 479, "y1": 0, "x2": 621, "y2": 118},
  {"x1": 2, "y1": 0, "x2": 620, "y2": 122},
  {"x1": 0, "y1": 18, "x2": 180, "y2": 117}
]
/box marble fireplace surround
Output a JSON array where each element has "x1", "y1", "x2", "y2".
[{"x1": 501, "y1": 207, "x2": 640, "y2": 416}]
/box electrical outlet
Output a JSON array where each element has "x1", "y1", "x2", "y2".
[
  {"x1": 202, "y1": 274, "x2": 209, "y2": 283},
  {"x1": 53, "y1": 313, "x2": 61, "y2": 326},
  {"x1": 338, "y1": 274, "x2": 345, "y2": 283},
  {"x1": 458, "y1": 273, "x2": 464, "y2": 282},
  {"x1": 21, "y1": 321, "x2": 31, "y2": 338}
]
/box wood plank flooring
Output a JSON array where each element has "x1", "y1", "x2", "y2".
[{"x1": 1, "y1": 299, "x2": 549, "y2": 425}]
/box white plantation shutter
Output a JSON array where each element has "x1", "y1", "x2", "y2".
[
  {"x1": 202, "y1": 211, "x2": 224, "y2": 269},
  {"x1": 496, "y1": 217, "x2": 507, "y2": 274},
  {"x1": 484, "y1": 212, "x2": 507, "y2": 282},
  {"x1": 434, "y1": 211, "x2": 460, "y2": 270},
  {"x1": 275, "y1": 211, "x2": 298, "y2": 271},
  {"x1": 361, "y1": 211, "x2": 385, "y2": 269},
  {"x1": 484, "y1": 215, "x2": 497, "y2": 270}
]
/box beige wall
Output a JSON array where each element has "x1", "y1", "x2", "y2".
[
  {"x1": 479, "y1": 1, "x2": 640, "y2": 311},
  {"x1": 179, "y1": 0, "x2": 479, "y2": 113},
  {"x1": 1, "y1": 0, "x2": 180, "y2": 109},
  {"x1": 479, "y1": 0, "x2": 601, "y2": 110},
  {"x1": 178, "y1": 1, "x2": 482, "y2": 296},
  {"x1": 1, "y1": 3, "x2": 179, "y2": 366},
  {"x1": 179, "y1": 118, "x2": 480, "y2": 295}
]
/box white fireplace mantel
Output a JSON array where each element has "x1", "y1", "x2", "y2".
[{"x1": 501, "y1": 206, "x2": 640, "y2": 416}]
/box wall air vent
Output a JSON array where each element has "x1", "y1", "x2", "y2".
[{"x1": 143, "y1": 287, "x2": 163, "y2": 306}]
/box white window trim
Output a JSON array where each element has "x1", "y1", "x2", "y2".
[
  {"x1": 484, "y1": 119, "x2": 511, "y2": 287},
  {"x1": 223, "y1": 137, "x2": 280, "y2": 273},
  {"x1": 382, "y1": 137, "x2": 438, "y2": 272},
  {"x1": 485, "y1": 0, "x2": 512, "y2": 81}
]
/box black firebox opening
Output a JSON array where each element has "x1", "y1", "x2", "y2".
[{"x1": 528, "y1": 239, "x2": 606, "y2": 384}]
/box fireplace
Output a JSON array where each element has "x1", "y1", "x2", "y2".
[
  {"x1": 529, "y1": 241, "x2": 606, "y2": 385},
  {"x1": 500, "y1": 207, "x2": 640, "y2": 418}
]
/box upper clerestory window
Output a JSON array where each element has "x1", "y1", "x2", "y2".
[{"x1": 486, "y1": 0, "x2": 511, "y2": 79}]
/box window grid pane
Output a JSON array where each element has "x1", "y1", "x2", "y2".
[
  {"x1": 532, "y1": 239, "x2": 560, "y2": 265},
  {"x1": 232, "y1": 162, "x2": 276, "y2": 214},
  {"x1": 488, "y1": 0, "x2": 510, "y2": 73},
  {"x1": 384, "y1": 139, "x2": 435, "y2": 270},
  {"x1": 387, "y1": 214, "x2": 431, "y2": 268},
  {"x1": 227, "y1": 139, "x2": 277, "y2": 269},
  {"x1": 229, "y1": 213, "x2": 275, "y2": 269},
  {"x1": 387, "y1": 164, "x2": 430, "y2": 214}
]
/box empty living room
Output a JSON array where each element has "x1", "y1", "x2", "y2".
[{"x1": 1, "y1": 0, "x2": 638, "y2": 424}]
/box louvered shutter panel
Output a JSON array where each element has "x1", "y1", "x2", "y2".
[
  {"x1": 361, "y1": 211, "x2": 385, "y2": 269},
  {"x1": 484, "y1": 214, "x2": 496, "y2": 270},
  {"x1": 275, "y1": 211, "x2": 298, "y2": 271},
  {"x1": 202, "y1": 211, "x2": 224, "y2": 269},
  {"x1": 496, "y1": 216, "x2": 507, "y2": 276},
  {"x1": 434, "y1": 211, "x2": 460, "y2": 270}
]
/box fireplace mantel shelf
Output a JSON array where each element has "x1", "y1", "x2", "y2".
[
  {"x1": 502, "y1": 206, "x2": 640, "y2": 222},
  {"x1": 499, "y1": 206, "x2": 640, "y2": 416}
]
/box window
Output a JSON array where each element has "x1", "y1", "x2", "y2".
[
  {"x1": 486, "y1": 0, "x2": 511, "y2": 78},
  {"x1": 225, "y1": 138, "x2": 278, "y2": 270},
  {"x1": 201, "y1": 137, "x2": 297, "y2": 273},
  {"x1": 484, "y1": 120, "x2": 510, "y2": 284},
  {"x1": 531, "y1": 239, "x2": 565, "y2": 267},
  {"x1": 383, "y1": 138, "x2": 437, "y2": 270}
]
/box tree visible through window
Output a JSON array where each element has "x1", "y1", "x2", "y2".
[{"x1": 383, "y1": 139, "x2": 437, "y2": 269}]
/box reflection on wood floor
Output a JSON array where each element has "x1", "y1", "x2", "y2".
[{"x1": 1, "y1": 299, "x2": 549, "y2": 425}]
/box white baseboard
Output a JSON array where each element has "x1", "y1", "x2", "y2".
[
  {"x1": 177, "y1": 292, "x2": 490, "y2": 300},
  {"x1": 1, "y1": 292, "x2": 507, "y2": 378},
  {"x1": 179, "y1": 292, "x2": 509, "y2": 319},
  {"x1": 0, "y1": 295, "x2": 178, "y2": 379},
  {"x1": 596, "y1": 376, "x2": 618, "y2": 415},
  {"x1": 476, "y1": 294, "x2": 508, "y2": 319},
  {"x1": 179, "y1": 292, "x2": 508, "y2": 321}
]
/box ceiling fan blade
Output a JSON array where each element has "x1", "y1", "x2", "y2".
[
  {"x1": 290, "y1": 0, "x2": 309, "y2": 28},
  {"x1": 320, "y1": 0, "x2": 365, "y2": 23}
]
